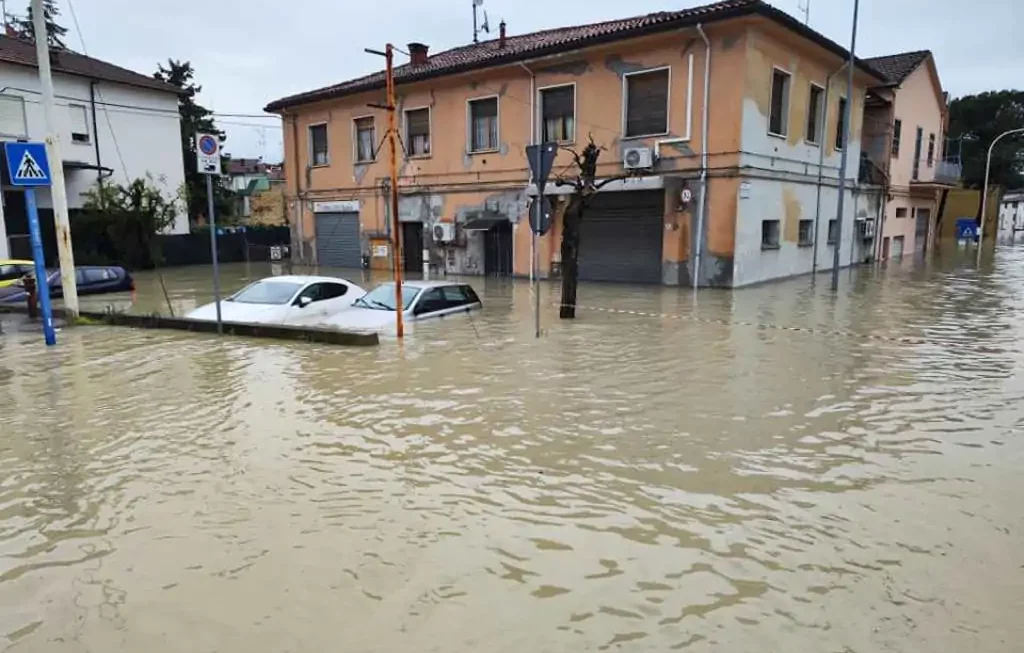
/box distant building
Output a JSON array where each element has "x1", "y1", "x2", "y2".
[
  {"x1": 997, "y1": 190, "x2": 1024, "y2": 243},
  {"x1": 223, "y1": 158, "x2": 286, "y2": 225},
  {"x1": 0, "y1": 35, "x2": 187, "y2": 259}
]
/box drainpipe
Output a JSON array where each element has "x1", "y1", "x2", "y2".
[
  {"x1": 811, "y1": 62, "x2": 848, "y2": 278},
  {"x1": 288, "y1": 110, "x2": 304, "y2": 262},
  {"x1": 89, "y1": 80, "x2": 103, "y2": 187},
  {"x1": 692, "y1": 23, "x2": 711, "y2": 289},
  {"x1": 519, "y1": 61, "x2": 536, "y2": 282}
]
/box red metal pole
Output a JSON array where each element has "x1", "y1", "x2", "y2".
[{"x1": 386, "y1": 44, "x2": 405, "y2": 339}]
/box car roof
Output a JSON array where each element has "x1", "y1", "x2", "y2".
[
  {"x1": 258, "y1": 275, "x2": 356, "y2": 284},
  {"x1": 377, "y1": 280, "x2": 469, "y2": 289},
  {"x1": 1, "y1": 259, "x2": 33, "y2": 265}
]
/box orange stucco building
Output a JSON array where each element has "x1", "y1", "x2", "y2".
[{"x1": 266, "y1": 0, "x2": 898, "y2": 287}]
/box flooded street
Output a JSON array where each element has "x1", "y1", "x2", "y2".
[{"x1": 1, "y1": 250, "x2": 1022, "y2": 652}]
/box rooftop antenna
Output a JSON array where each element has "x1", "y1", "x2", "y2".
[
  {"x1": 473, "y1": 0, "x2": 490, "y2": 43},
  {"x1": 797, "y1": 0, "x2": 810, "y2": 24}
]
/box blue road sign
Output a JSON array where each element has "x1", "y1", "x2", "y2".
[
  {"x1": 3, "y1": 142, "x2": 52, "y2": 187},
  {"x1": 956, "y1": 218, "x2": 978, "y2": 241}
]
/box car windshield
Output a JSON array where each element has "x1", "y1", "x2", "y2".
[
  {"x1": 353, "y1": 284, "x2": 421, "y2": 311},
  {"x1": 230, "y1": 281, "x2": 302, "y2": 305}
]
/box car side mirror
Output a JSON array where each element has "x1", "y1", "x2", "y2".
[{"x1": 297, "y1": 295, "x2": 313, "y2": 308}]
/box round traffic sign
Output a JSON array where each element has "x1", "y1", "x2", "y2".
[{"x1": 198, "y1": 134, "x2": 218, "y2": 156}]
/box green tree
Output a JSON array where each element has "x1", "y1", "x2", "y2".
[
  {"x1": 15, "y1": 0, "x2": 68, "y2": 49},
  {"x1": 947, "y1": 90, "x2": 1024, "y2": 190},
  {"x1": 78, "y1": 177, "x2": 180, "y2": 268},
  {"x1": 153, "y1": 59, "x2": 234, "y2": 227}
]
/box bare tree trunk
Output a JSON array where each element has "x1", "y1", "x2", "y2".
[{"x1": 559, "y1": 198, "x2": 582, "y2": 319}]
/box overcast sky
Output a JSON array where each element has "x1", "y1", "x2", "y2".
[{"x1": 66, "y1": 0, "x2": 1023, "y2": 161}]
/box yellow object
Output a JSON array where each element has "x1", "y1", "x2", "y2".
[{"x1": 0, "y1": 259, "x2": 34, "y2": 288}]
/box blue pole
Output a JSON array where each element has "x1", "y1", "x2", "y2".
[{"x1": 25, "y1": 188, "x2": 56, "y2": 346}]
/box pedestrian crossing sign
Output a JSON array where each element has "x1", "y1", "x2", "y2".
[{"x1": 3, "y1": 142, "x2": 52, "y2": 187}]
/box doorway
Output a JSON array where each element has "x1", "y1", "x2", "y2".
[
  {"x1": 483, "y1": 221, "x2": 513, "y2": 276},
  {"x1": 401, "y1": 222, "x2": 423, "y2": 273}
]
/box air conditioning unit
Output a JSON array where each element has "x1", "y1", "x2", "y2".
[
  {"x1": 432, "y1": 222, "x2": 456, "y2": 243},
  {"x1": 623, "y1": 147, "x2": 654, "y2": 170}
]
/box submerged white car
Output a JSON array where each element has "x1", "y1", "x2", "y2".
[
  {"x1": 320, "y1": 280, "x2": 482, "y2": 333},
  {"x1": 186, "y1": 275, "x2": 365, "y2": 325}
]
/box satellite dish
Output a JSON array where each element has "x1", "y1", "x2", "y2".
[{"x1": 481, "y1": 11, "x2": 490, "y2": 33}]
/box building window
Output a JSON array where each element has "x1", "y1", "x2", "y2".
[
  {"x1": 624, "y1": 68, "x2": 669, "y2": 138},
  {"x1": 404, "y1": 108, "x2": 430, "y2": 157},
  {"x1": 927, "y1": 132, "x2": 935, "y2": 167},
  {"x1": 806, "y1": 83, "x2": 824, "y2": 144},
  {"x1": 768, "y1": 68, "x2": 791, "y2": 136},
  {"x1": 835, "y1": 97, "x2": 847, "y2": 150},
  {"x1": 761, "y1": 219, "x2": 780, "y2": 249},
  {"x1": 827, "y1": 218, "x2": 838, "y2": 245},
  {"x1": 892, "y1": 119, "x2": 902, "y2": 157},
  {"x1": 912, "y1": 126, "x2": 923, "y2": 180},
  {"x1": 468, "y1": 97, "x2": 499, "y2": 152},
  {"x1": 541, "y1": 84, "x2": 575, "y2": 143},
  {"x1": 895, "y1": 207, "x2": 908, "y2": 218},
  {"x1": 798, "y1": 219, "x2": 813, "y2": 246},
  {"x1": 309, "y1": 124, "x2": 328, "y2": 166},
  {"x1": 354, "y1": 117, "x2": 375, "y2": 163},
  {"x1": 0, "y1": 94, "x2": 26, "y2": 138},
  {"x1": 69, "y1": 104, "x2": 90, "y2": 144}
]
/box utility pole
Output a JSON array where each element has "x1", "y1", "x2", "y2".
[
  {"x1": 31, "y1": 0, "x2": 78, "y2": 316},
  {"x1": 977, "y1": 127, "x2": 1024, "y2": 265},
  {"x1": 366, "y1": 44, "x2": 405, "y2": 339},
  {"x1": 831, "y1": 0, "x2": 858, "y2": 292}
]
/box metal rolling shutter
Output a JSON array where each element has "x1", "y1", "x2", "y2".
[
  {"x1": 315, "y1": 212, "x2": 361, "y2": 268},
  {"x1": 577, "y1": 191, "x2": 664, "y2": 283}
]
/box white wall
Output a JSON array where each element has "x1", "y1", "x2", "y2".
[
  {"x1": 0, "y1": 63, "x2": 187, "y2": 234},
  {"x1": 997, "y1": 197, "x2": 1024, "y2": 243}
]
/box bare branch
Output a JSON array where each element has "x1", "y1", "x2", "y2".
[{"x1": 593, "y1": 174, "x2": 630, "y2": 191}]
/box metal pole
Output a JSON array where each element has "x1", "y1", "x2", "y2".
[
  {"x1": 386, "y1": 44, "x2": 405, "y2": 339},
  {"x1": 977, "y1": 127, "x2": 1024, "y2": 266},
  {"x1": 25, "y1": 188, "x2": 55, "y2": 345},
  {"x1": 207, "y1": 174, "x2": 222, "y2": 334},
  {"x1": 831, "y1": 0, "x2": 858, "y2": 292},
  {"x1": 32, "y1": 0, "x2": 78, "y2": 317}
]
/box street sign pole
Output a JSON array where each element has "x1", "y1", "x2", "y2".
[
  {"x1": 526, "y1": 142, "x2": 557, "y2": 339},
  {"x1": 5, "y1": 141, "x2": 57, "y2": 346},
  {"x1": 24, "y1": 188, "x2": 55, "y2": 346},
  {"x1": 533, "y1": 146, "x2": 542, "y2": 338},
  {"x1": 196, "y1": 133, "x2": 223, "y2": 334}
]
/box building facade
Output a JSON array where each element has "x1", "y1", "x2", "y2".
[
  {"x1": 267, "y1": 0, "x2": 888, "y2": 287},
  {"x1": 997, "y1": 191, "x2": 1024, "y2": 244},
  {"x1": 0, "y1": 36, "x2": 187, "y2": 259}
]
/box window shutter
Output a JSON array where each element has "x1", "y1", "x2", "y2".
[
  {"x1": 0, "y1": 95, "x2": 26, "y2": 137},
  {"x1": 407, "y1": 109, "x2": 429, "y2": 137},
  {"x1": 626, "y1": 70, "x2": 669, "y2": 137},
  {"x1": 542, "y1": 86, "x2": 573, "y2": 119}
]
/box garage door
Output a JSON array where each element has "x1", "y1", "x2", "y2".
[
  {"x1": 577, "y1": 191, "x2": 664, "y2": 283},
  {"x1": 315, "y1": 212, "x2": 361, "y2": 268}
]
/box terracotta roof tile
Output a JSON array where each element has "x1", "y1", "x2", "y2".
[
  {"x1": 863, "y1": 50, "x2": 930, "y2": 86},
  {"x1": 0, "y1": 36, "x2": 181, "y2": 95},
  {"x1": 266, "y1": 0, "x2": 883, "y2": 111}
]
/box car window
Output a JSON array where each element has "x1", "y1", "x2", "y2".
[
  {"x1": 462, "y1": 285, "x2": 480, "y2": 304},
  {"x1": 319, "y1": 282, "x2": 349, "y2": 300},
  {"x1": 0, "y1": 264, "x2": 20, "y2": 280},
  {"x1": 415, "y1": 288, "x2": 447, "y2": 315},
  {"x1": 232, "y1": 281, "x2": 302, "y2": 304},
  {"x1": 75, "y1": 269, "x2": 87, "y2": 285},
  {"x1": 83, "y1": 268, "x2": 113, "y2": 283},
  {"x1": 354, "y1": 283, "x2": 420, "y2": 311},
  {"x1": 440, "y1": 285, "x2": 468, "y2": 305}
]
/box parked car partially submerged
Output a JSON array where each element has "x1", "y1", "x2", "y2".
[
  {"x1": 186, "y1": 275, "x2": 365, "y2": 325},
  {"x1": 0, "y1": 265, "x2": 134, "y2": 302},
  {"x1": 320, "y1": 280, "x2": 482, "y2": 333},
  {"x1": 0, "y1": 259, "x2": 34, "y2": 289}
]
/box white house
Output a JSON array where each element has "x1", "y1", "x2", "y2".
[
  {"x1": 997, "y1": 191, "x2": 1024, "y2": 244},
  {"x1": 0, "y1": 35, "x2": 187, "y2": 259}
]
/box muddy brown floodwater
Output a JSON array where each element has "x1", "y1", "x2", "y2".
[{"x1": 1, "y1": 250, "x2": 1022, "y2": 652}]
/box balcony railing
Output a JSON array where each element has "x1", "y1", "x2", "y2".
[{"x1": 933, "y1": 159, "x2": 962, "y2": 185}]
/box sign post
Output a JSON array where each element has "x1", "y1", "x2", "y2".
[
  {"x1": 4, "y1": 142, "x2": 56, "y2": 345},
  {"x1": 526, "y1": 142, "x2": 557, "y2": 338},
  {"x1": 197, "y1": 133, "x2": 223, "y2": 334}
]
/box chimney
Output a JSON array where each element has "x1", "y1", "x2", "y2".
[
  {"x1": 499, "y1": 21, "x2": 506, "y2": 48},
  {"x1": 408, "y1": 42, "x2": 429, "y2": 66}
]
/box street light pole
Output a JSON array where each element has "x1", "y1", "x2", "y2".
[
  {"x1": 831, "y1": 0, "x2": 859, "y2": 292},
  {"x1": 977, "y1": 127, "x2": 1024, "y2": 266}
]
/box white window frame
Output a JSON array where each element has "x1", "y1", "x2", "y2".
[
  {"x1": 767, "y1": 65, "x2": 792, "y2": 138},
  {"x1": 537, "y1": 82, "x2": 577, "y2": 145},
  {"x1": 805, "y1": 82, "x2": 825, "y2": 146},
  {"x1": 351, "y1": 115, "x2": 376, "y2": 164},
  {"x1": 0, "y1": 94, "x2": 27, "y2": 139},
  {"x1": 67, "y1": 103, "x2": 90, "y2": 145},
  {"x1": 466, "y1": 94, "x2": 500, "y2": 154},
  {"x1": 403, "y1": 105, "x2": 432, "y2": 158},
  {"x1": 307, "y1": 122, "x2": 329, "y2": 167},
  {"x1": 621, "y1": 65, "x2": 672, "y2": 140}
]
